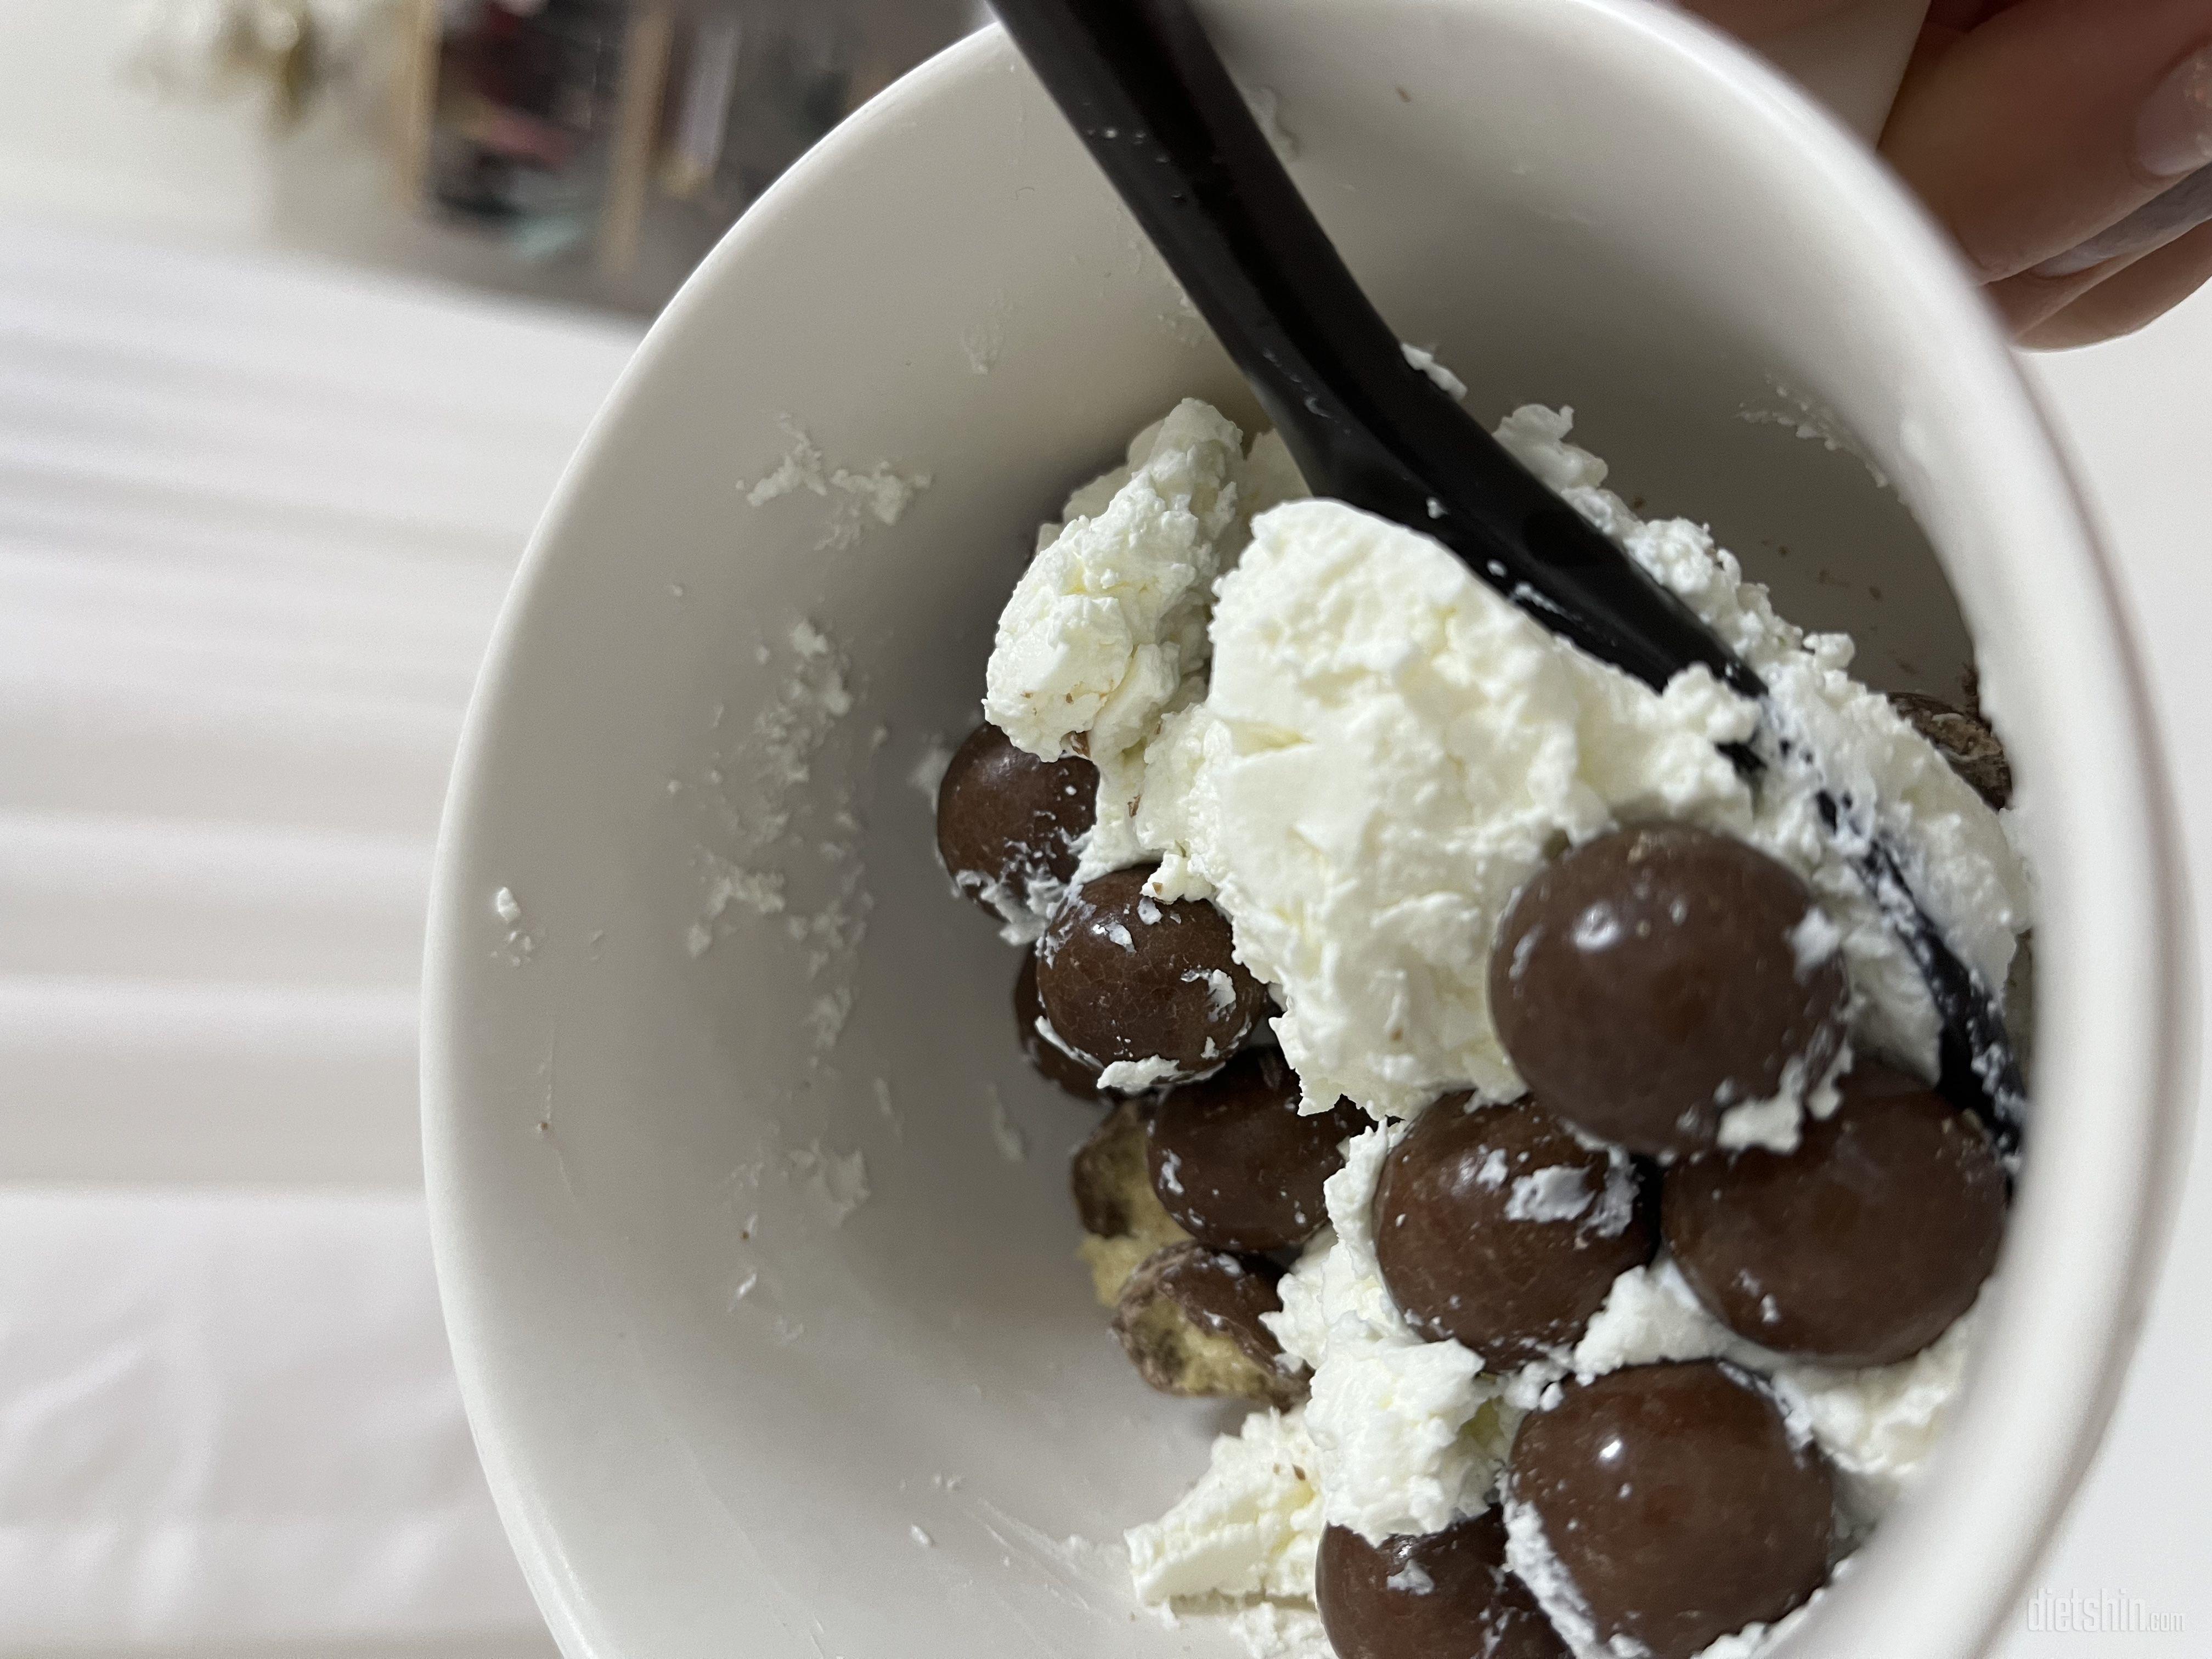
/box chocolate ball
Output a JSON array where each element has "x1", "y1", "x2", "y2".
[
  {"x1": 934, "y1": 723, "x2": 1096, "y2": 918},
  {"x1": 1146, "y1": 1048, "x2": 1368, "y2": 1252},
  {"x1": 1490, "y1": 825, "x2": 1849, "y2": 1158},
  {"x1": 1509, "y1": 1362, "x2": 1835, "y2": 1659},
  {"x1": 1316, "y1": 1512, "x2": 1567, "y2": 1659},
  {"x1": 1374, "y1": 1096, "x2": 1655, "y2": 1367},
  {"x1": 1113, "y1": 1242, "x2": 1302, "y2": 1409},
  {"x1": 1015, "y1": 949, "x2": 1102, "y2": 1099},
  {"x1": 1890, "y1": 692, "x2": 2012, "y2": 810},
  {"x1": 1036, "y1": 864, "x2": 1268, "y2": 1082},
  {"x1": 1662, "y1": 1062, "x2": 2006, "y2": 1365}
]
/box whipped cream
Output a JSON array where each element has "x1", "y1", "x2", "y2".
[
  {"x1": 1126, "y1": 1405, "x2": 1323, "y2": 1605},
  {"x1": 985, "y1": 401, "x2": 1307, "y2": 791},
  {"x1": 988, "y1": 402, "x2": 2031, "y2": 1142},
  {"x1": 1566, "y1": 1257, "x2": 1981, "y2": 1530},
  {"x1": 1265, "y1": 1126, "x2": 1520, "y2": 1544}
]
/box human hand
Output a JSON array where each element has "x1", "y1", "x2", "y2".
[{"x1": 1683, "y1": 0, "x2": 2212, "y2": 348}]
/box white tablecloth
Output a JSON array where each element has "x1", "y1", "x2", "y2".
[
  {"x1": 0, "y1": 216, "x2": 636, "y2": 1188},
  {"x1": 0, "y1": 1190, "x2": 537, "y2": 1646},
  {"x1": 0, "y1": 216, "x2": 637, "y2": 1651},
  {"x1": 0, "y1": 210, "x2": 2203, "y2": 1655}
]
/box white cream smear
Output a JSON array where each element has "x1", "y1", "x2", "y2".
[
  {"x1": 992, "y1": 399, "x2": 2029, "y2": 1135},
  {"x1": 990, "y1": 397, "x2": 2029, "y2": 1658}
]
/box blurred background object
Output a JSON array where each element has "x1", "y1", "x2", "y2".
[
  {"x1": 0, "y1": 0, "x2": 979, "y2": 312},
  {"x1": 412, "y1": 0, "x2": 979, "y2": 306},
  {"x1": 122, "y1": 0, "x2": 344, "y2": 121}
]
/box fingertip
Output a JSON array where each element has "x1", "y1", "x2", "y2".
[
  {"x1": 1988, "y1": 264, "x2": 2124, "y2": 335},
  {"x1": 2012, "y1": 218, "x2": 2212, "y2": 348}
]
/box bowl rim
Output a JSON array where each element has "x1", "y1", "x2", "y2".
[{"x1": 422, "y1": 7, "x2": 2198, "y2": 1657}]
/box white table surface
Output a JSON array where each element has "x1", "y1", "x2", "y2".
[
  {"x1": 0, "y1": 212, "x2": 2203, "y2": 1656},
  {"x1": 0, "y1": 216, "x2": 631, "y2": 1654}
]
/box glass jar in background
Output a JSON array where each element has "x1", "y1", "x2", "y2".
[
  {"x1": 409, "y1": 0, "x2": 981, "y2": 311},
  {"x1": 423, "y1": 0, "x2": 628, "y2": 259}
]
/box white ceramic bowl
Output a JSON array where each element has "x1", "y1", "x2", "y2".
[{"x1": 424, "y1": 4, "x2": 2194, "y2": 1656}]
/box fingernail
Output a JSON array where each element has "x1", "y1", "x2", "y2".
[
  {"x1": 2034, "y1": 163, "x2": 2212, "y2": 276},
  {"x1": 2138, "y1": 44, "x2": 2212, "y2": 179},
  {"x1": 2032, "y1": 243, "x2": 2112, "y2": 279}
]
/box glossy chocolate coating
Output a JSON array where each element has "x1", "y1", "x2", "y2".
[
  {"x1": 934, "y1": 723, "x2": 1096, "y2": 917},
  {"x1": 1015, "y1": 949, "x2": 1102, "y2": 1099},
  {"x1": 1374, "y1": 1096, "x2": 1655, "y2": 1367},
  {"x1": 1316, "y1": 1511, "x2": 1567, "y2": 1659},
  {"x1": 1113, "y1": 1242, "x2": 1301, "y2": 1408},
  {"x1": 1663, "y1": 1062, "x2": 2007, "y2": 1365},
  {"x1": 1490, "y1": 825, "x2": 1848, "y2": 1156},
  {"x1": 1036, "y1": 864, "x2": 1267, "y2": 1079},
  {"x1": 1509, "y1": 1362, "x2": 1836, "y2": 1659},
  {"x1": 1890, "y1": 692, "x2": 2012, "y2": 810},
  {"x1": 1146, "y1": 1048, "x2": 1368, "y2": 1252}
]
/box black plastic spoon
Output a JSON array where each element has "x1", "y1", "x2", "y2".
[{"x1": 991, "y1": 0, "x2": 2023, "y2": 1153}]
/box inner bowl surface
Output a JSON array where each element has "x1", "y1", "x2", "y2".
[{"x1": 424, "y1": 6, "x2": 2191, "y2": 1658}]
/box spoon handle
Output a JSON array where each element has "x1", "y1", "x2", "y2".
[{"x1": 991, "y1": 0, "x2": 1754, "y2": 699}]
